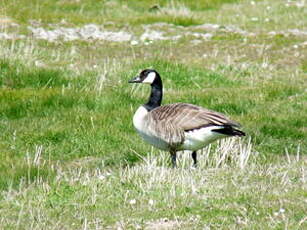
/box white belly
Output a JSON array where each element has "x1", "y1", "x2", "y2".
[
  {"x1": 133, "y1": 106, "x2": 169, "y2": 150},
  {"x1": 181, "y1": 126, "x2": 226, "y2": 151},
  {"x1": 136, "y1": 129, "x2": 169, "y2": 150}
]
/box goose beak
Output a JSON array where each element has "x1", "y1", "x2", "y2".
[{"x1": 128, "y1": 75, "x2": 142, "y2": 83}]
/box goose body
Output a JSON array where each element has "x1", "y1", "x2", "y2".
[{"x1": 129, "y1": 69, "x2": 245, "y2": 167}]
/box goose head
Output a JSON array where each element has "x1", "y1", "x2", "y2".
[{"x1": 128, "y1": 69, "x2": 159, "y2": 85}]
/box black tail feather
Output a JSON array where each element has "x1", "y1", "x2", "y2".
[{"x1": 212, "y1": 126, "x2": 245, "y2": 136}]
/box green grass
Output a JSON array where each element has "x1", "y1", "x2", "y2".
[
  {"x1": 1, "y1": 150, "x2": 305, "y2": 229},
  {"x1": 1, "y1": 0, "x2": 238, "y2": 27},
  {"x1": 0, "y1": 0, "x2": 306, "y2": 229},
  {"x1": 0, "y1": 59, "x2": 71, "y2": 88},
  {"x1": 0, "y1": 58, "x2": 305, "y2": 189}
]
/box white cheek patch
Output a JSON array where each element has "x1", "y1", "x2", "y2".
[{"x1": 142, "y1": 72, "x2": 156, "y2": 84}]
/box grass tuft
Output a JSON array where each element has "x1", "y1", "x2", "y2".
[{"x1": 0, "y1": 59, "x2": 70, "y2": 89}]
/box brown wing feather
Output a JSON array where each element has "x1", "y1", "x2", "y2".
[
  {"x1": 149, "y1": 103, "x2": 240, "y2": 131},
  {"x1": 143, "y1": 103, "x2": 240, "y2": 149}
]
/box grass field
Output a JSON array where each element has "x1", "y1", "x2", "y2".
[{"x1": 0, "y1": 0, "x2": 306, "y2": 229}]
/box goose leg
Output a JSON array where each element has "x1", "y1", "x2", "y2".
[
  {"x1": 192, "y1": 151, "x2": 197, "y2": 167},
  {"x1": 170, "y1": 151, "x2": 177, "y2": 168}
]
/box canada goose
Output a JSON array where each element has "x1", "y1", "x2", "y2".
[{"x1": 129, "y1": 69, "x2": 245, "y2": 167}]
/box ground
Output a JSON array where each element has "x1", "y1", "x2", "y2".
[{"x1": 0, "y1": 0, "x2": 306, "y2": 229}]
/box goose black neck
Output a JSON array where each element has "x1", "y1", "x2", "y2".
[{"x1": 144, "y1": 74, "x2": 163, "y2": 111}]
